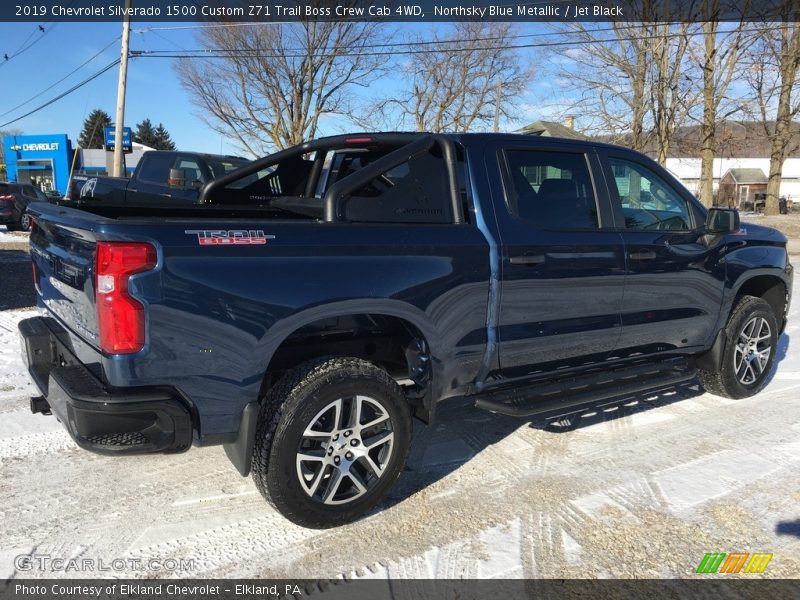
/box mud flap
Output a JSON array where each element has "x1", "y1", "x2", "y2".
[{"x1": 223, "y1": 402, "x2": 260, "y2": 476}]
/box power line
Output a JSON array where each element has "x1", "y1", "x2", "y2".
[
  {"x1": 132, "y1": 21, "x2": 700, "y2": 52},
  {"x1": 0, "y1": 59, "x2": 121, "y2": 129},
  {"x1": 0, "y1": 22, "x2": 60, "y2": 70},
  {"x1": 132, "y1": 26, "x2": 756, "y2": 60},
  {"x1": 135, "y1": 23, "x2": 663, "y2": 53},
  {"x1": 0, "y1": 0, "x2": 77, "y2": 70},
  {"x1": 132, "y1": 0, "x2": 579, "y2": 30},
  {"x1": 0, "y1": 36, "x2": 121, "y2": 118}
]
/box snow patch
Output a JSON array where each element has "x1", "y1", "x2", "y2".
[{"x1": 653, "y1": 449, "x2": 780, "y2": 511}]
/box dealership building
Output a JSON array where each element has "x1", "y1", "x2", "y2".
[{"x1": 3, "y1": 133, "x2": 152, "y2": 195}]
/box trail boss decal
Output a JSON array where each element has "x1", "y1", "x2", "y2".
[{"x1": 185, "y1": 230, "x2": 275, "y2": 246}]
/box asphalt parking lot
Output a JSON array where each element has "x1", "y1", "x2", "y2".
[{"x1": 1, "y1": 226, "x2": 798, "y2": 580}]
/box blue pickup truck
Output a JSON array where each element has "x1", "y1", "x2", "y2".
[{"x1": 19, "y1": 133, "x2": 793, "y2": 528}]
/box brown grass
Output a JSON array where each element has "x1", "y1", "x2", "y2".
[{"x1": 741, "y1": 212, "x2": 800, "y2": 239}]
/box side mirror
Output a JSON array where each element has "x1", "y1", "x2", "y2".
[
  {"x1": 706, "y1": 207, "x2": 740, "y2": 234},
  {"x1": 167, "y1": 168, "x2": 185, "y2": 188}
]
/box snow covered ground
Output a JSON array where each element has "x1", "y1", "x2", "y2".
[
  {"x1": 1, "y1": 235, "x2": 798, "y2": 580},
  {"x1": 0, "y1": 228, "x2": 29, "y2": 244}
]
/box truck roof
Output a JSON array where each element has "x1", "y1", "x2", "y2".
[
  {"x1": 142, "y1": 150, "x2": 249, "y2": 162},
  {"x1": 298, "y1": 132, "x2": 633, "y2": 154}
]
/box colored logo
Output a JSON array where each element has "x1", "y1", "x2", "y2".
[
  {"x1": 184, "y1": 229, "x2": 275, "y2": 246},
  {"x1": 696, "y1": 552, "x2": 772, "y2": 574}
]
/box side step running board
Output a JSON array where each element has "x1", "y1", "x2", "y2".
[{"x1": 472, "y1": 358, "x2": 696, "y2": 418}]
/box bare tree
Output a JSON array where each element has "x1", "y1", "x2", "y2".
[
  {"x1": 689, "y1": 1, "x2": 749, "y2": 207},
  {"x1": 648, "y1": 22, "x2": 694, "y2": 165},
  {"x1": 371, "y1": 23, "x2": 527, "y2": 133},
  {"x1": 554, "y1": 5, "x2": 657, "y2": 152},
  {"x1": 554, "y1": 2, "x2": 695, "y2": 163},
  {"x1": 744, "y1": 1, "x2": 800, "y2": 215},
  {"x1": 0, "y1": 129, "x2": 23, "y2": 175},
  {"x1": 176, "y1": 16, "x2": 384, "y2": 154}
]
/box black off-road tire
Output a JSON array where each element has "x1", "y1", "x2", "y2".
[
  {"x1": 697, "y1": 295, "x2": 778, "y2": 399},
  {"x1": 251, "y1": 357, "x2": 412, "y2": 529}
]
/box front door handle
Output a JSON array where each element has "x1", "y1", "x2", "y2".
[
  {"x1": 509, "y1": 254, "x2": 545, "y2": 265},
  {"x1": 628, "y1": 249, "x2": 657, "y2": 260}
]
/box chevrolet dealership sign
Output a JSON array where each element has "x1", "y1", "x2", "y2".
[
  {"x1": 3, "y1": 134, "x2": 71, "y2": 196},
  {"x1": 10, "y1": 143, "x2": 60, "y2": 152}
]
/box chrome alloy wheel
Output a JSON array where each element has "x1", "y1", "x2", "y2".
[
  {"x1": 296, "y1": 395, "x2": 394, "y2": 505},
  {"x1": 734, "y1": 316, "x2": 772, "y2": 385}
]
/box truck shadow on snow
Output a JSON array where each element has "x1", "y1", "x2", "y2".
[
  {"x1": 380, "y1": 333, "x2": 791, "y2": 514},
  {"x1": 385, "y1": 380, "x2": 705, "y2": 510},
  {"x1": 776, "y1": 520, "x2": 800, "y2": 538}
]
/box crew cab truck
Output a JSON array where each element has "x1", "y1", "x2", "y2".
[
  {"x1": 20, "y1": 133, "x2": 792, "y2": 528},
  {"x1": 66, "y1": 150, "x2": 249, "y2": 206}
]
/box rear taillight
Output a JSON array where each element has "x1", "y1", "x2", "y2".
[
  {"x1": 31, "y1": 260, "x2": 40, "y2": 294},
  {"x1": 30, "y1": 219, "x2": 40, "y2": 292},
  {"x1": 95, "y1": 241, "x2": 157, "y2": 354},
  {"x1": 0, "y1": 194, "x2": 14, "y2": 202}
]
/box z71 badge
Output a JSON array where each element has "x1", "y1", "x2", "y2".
[{"x1": 185, "y1": 230, "x2": 276, "y2": 246}]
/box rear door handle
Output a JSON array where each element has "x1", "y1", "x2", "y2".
[
  {"x1": 628, "y1": 249, "x2": 657, "y2": 260},
  {"x1": 509, "y1": 254, "x2": 545, "y2": 265}
]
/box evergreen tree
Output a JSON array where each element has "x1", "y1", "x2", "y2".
[
  {"x1": 78, "y1": 109, "x2": 112, "y2": 149},
  {"x1": 133, "y1": 118, "x2": 159, "y2": 148},
  {"x1": 0, "y1": 128, "x2": 23, "y2": 174},
  {"x1": 153, "y1": 123, "x2": 176, "y2": 151}
]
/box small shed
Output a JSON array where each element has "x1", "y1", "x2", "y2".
[{"x1": 717, "y1": 168, "x2": 768, "y2": 209}]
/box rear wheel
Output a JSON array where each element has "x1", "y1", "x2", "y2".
[
  {"x1": 251, "y1": 357, "x2": 412, "y2": 528},
  {"x1": 697, "y1": 296, "x2": 778, "y2": 399},
  {"x1": 17, "y1": 212, "x2": 31, "y2": 232}
]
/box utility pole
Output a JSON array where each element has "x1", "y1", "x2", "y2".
[{"x1": 112, "y1": 0, "x2": 132, "y2": 178}]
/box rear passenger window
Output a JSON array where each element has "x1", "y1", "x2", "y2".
[
  {"x1": 609, "y1": 158, "x2": 692, "y2": 231},
  {"x1": 504, "y1": 150, "x2": 598, "y2": 229},
  {"x1": 342, "y1": 150, "x2": 454, "y2": 224},
  {"x1": 175, "y1": 158, "x2": 204, "y2": 184},
  {"x1": 225, "y1": 156, "x2": 312, "y2": 200},
  {"x1": 137, "y1": 154, "x2": 175, "y2": 184}
]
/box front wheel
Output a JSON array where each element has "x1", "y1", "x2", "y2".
[
  {"x1": 251, "y1": 357, "x2": 412, "y2": 528},
  {"x1": 697, "y1": 296, "x2": 778, "y2": 399}
]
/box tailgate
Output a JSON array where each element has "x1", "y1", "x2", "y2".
[{"x1": 28, "y1": 203, "x2": 102, "y2": 348}]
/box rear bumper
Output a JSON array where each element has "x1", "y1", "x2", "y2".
[{"x1": 18, "y1": 316, "x2": 193, "y2": 455}]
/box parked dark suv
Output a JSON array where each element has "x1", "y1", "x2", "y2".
[{"x1": 0, "y1": 182, "x2": 49, "y2": 231}]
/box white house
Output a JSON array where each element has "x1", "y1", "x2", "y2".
[{"x1": 666, "y1": 157, "x2": 800, "y2": 202}]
